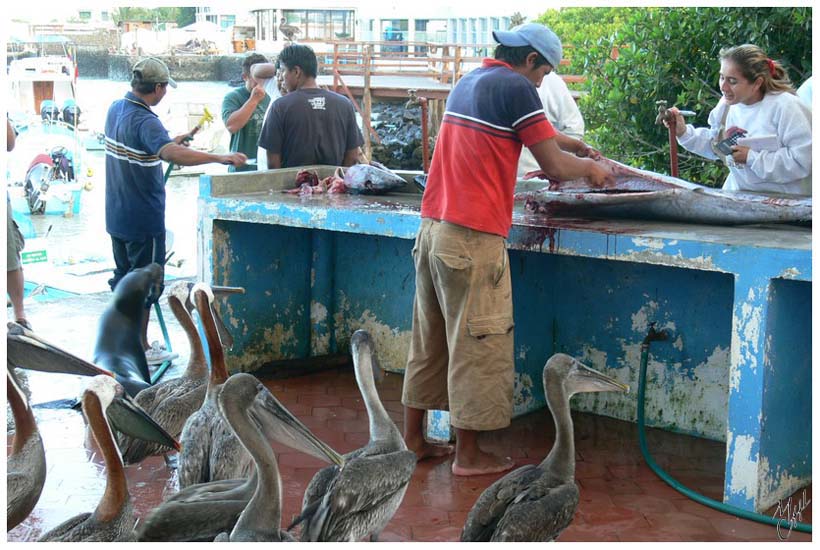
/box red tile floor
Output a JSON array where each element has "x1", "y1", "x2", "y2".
[{"x1": 7, "y1": 366, "x2": 812, "y2": 542}]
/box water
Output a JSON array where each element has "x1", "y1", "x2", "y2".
[{"x1": 8, "y1": 78, "x2": 238, "y2": 281}]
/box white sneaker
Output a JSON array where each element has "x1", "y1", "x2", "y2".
[{"x1": 145, "y1": 341, "x2": 179, "y2": 366}]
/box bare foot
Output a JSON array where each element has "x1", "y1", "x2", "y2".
[
  {"x1": 452, "y1": 453, "x2": 514, "y2": 477},
  {"x1": 406, "y1": 437, "x2": 454, "y2": 461}
]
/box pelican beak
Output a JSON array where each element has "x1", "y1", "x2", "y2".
[
  {"x1": 7, "y1": 322, "x2": 115, "y2": 378},
  {"x1": 253, "y1": 386, "x2": 346, "y2": 468},
  {"x1": 185, "y1": 284, "x2": 243, "y2": 350},
  {"x1": 212, "y1": 285, "x2": 245, "y2": 296},
  {"x1": 569, "y1": 360, "x2": 630, "y2": 395},
  {"x1": 107, "y1": 393, "x2": 181, "y2": 452},
  {"x1": 211, "y1": 286, "x2": 244, "y2": 349}
]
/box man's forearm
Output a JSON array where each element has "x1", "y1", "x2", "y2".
[
  {"x1": 161, "y1": 143, "x2": 227, "y2": 166},
  {"x1": 266, "y1": 150, "x2": 282, "y2": 169},
  {"x1": 224, "y1": 101, "x2": 257, "y2": 134}
]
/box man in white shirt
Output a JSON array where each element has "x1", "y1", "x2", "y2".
[
  {"x1": 250, "y1": 62, "x2": 285, "y2": 170},
  {"x1": 517, "y1": 71, "x2": 586, "y2": 177}
]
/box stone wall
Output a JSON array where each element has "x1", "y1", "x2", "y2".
[{"x1": 82, "y1": 52, "x2": 248, "y2": 83}]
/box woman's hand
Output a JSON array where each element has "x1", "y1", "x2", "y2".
[
  {"x1": 730, "y1": 145, "x2": 750, "y2": 165},
  {"x1": 662, "y1": 107, "x2": 686, "y2": 137}
]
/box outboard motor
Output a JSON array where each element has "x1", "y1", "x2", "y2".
[
  {"x1": 24, "y1": 161, "x2": 50, "y2": 214},
  {"x1": 61, "y1": 99, "x2": 81, "y2": 129},
  {"x1": 49, "y1": 146, "x2": 75, "y2": 182},
  {"x1": 40, "y1": 100, "x2": 60, "y2": 124}
]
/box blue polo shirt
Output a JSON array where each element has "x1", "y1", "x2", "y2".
[{"x1": 104, "y1": 91, "x2": 173, "y2": 241}]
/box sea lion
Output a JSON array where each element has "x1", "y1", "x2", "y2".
[{"x1": 94, "y1": 262, "x2": 164, "y2": 397}]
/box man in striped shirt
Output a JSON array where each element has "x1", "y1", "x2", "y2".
[
  {"x1": 105, "y1": 57, "x2": 246, "y2": 364},
  {"x1": 402, "y1": 24, "x2": 613, "y2": 476}
]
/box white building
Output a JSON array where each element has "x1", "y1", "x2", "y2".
[{"x1": 241, "y1": 2, "x2": 541, "y2": 53}]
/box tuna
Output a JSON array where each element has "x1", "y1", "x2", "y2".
[
  {"x1": 342, "y1": 161, "x2": 407, "y2": 195},
  {"x1": 515, "y1": 158, "x2": 811, "y2": 225}
]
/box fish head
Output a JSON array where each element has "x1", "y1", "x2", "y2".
[{"x1": 343, "y1": 163, "x2": 407, "y2": 194}]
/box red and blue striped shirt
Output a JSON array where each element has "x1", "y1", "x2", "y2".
[{"x1": 421, "y1": 58, "x2": 555, "y2": 237}]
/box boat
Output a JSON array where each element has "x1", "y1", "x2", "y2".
[
  {"x1": 8, "y1": 35, "x2": 78, "y2": 119},
  {"x1": 7, "y1": 36, "x2": 88, "y2": 217}
]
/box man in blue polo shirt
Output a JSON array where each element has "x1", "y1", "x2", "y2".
[{"x1": 105, "y1": 57, "x2": 247, "y2": 365}]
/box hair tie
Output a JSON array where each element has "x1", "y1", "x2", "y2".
[{"x1": 766, "y1": 58, "x2": 776, "y2": 77}]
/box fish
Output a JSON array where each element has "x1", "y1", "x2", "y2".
[
  {"x1": 515, "y1": 157, "x2": 811, "y2": 225},
  {"x1": 342, "y1": 161, "x2": 407, "y2": 195},
  {"x1": 283, "y1": 162, "x2": 407, "y2": 196}
]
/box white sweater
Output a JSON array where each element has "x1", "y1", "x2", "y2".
[
  {"x1": 517, "y1": 72, "x2": 585, "y2": 177},
  {"x1": 678, "y1": 92, "x2": 812, "y2": 195}
]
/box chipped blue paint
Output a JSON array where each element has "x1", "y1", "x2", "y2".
[{"x1": 199, "y1": 172, "x2": 810, "y2": 513}]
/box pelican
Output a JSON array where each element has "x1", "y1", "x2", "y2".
[
  {"x1": 279, "y1": 17, "x2": 301, "y2": 41},
  {"x1": 213, "y1": 373, "x2": 346, "y2": 542},
  {"x1": 177, "y1": 283, "x2": 253, "y2": 488},
  {"x1": 291, "y1": 330, "x2": 416, "y2": 542},
  {"x1": 7, "y1": 366, "x2": 46, "y2": 531},
  {"x1": 461, "y1": 354, "x2": 629, "y2": 542},
  {"x1": 117, "y1": 282, "x2": 244, "y2": 464},
  {"x1": 37, "y1": 375, "x2": 180, "y2": 542}
]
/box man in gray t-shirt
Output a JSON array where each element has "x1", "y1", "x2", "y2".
[{"x1": 257, "y1": 44, "x2": 363, "y2": 168}]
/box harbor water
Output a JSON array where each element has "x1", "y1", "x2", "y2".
[{"x1": 8, "y1": 78, "x2": 236, "y2": 285}]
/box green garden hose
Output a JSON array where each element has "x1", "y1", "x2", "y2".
[{"x1": 637, "y1": 324, "x2": 811, "y2": 536}]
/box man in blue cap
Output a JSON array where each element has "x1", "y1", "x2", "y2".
[
  {"x1": 105, "y1": 57, "x2": 248, "y2": 365},
  {"x1": 401, "y1": 23, "x2": 613, "y2": 476}
]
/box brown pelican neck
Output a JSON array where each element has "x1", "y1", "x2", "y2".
[
  {"x1": 541, "y1": 383, "x2": 575, "y2": 482},
  {"x1": 168, "y1": 296, "x2": 207, "y2": 379},
  {"x1": 353, "y1": 346, "x2": 402, "y2": 445},
  {"x1": 83, "y1": 391, "x2": 129, "y2": 523},
  {"x1": 8, "y1": 372, "x2": 37, "y2": 455},
  {"x1": 221, "y1": 394, "x2": 281, "y2": 538}
]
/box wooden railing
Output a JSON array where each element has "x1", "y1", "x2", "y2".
[{"x1": 312, "y1": 40, "x2": 587, "y2": 87}]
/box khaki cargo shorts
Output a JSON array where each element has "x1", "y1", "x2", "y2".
[
  {"x1": 7, "y1": 207, "x2": 24, "y2": 272},
  {"x1": 402, "y1": 218, "x2": 514, "y2": 431}
]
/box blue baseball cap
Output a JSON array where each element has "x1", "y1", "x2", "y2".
[{"x1": 492, "y1": 23, "x2": 563, "y2": 69}]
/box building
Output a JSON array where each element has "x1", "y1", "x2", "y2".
[{"x1": 244, "y1": 2, "x2": 540, "y2": 52}]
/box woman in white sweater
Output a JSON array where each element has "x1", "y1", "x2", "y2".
[{"x1": 666, "y1": 44, "x2": 811, "y2": 195}]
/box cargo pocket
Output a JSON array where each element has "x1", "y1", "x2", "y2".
[{"x1": 467, "y1": 315, "x2": 514, "y2": 340}]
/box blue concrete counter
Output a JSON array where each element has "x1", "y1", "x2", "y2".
[{"x1": 197, "y1": 169, "x2": 811, "y2": 513}]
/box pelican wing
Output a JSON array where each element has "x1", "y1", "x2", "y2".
[
  {"x1": 301, "y1": 447, "x2": 366, "y2": 510},
  {"x1": 491, "y1": 482, "x2": 579, "y2": 542},
  {"x1": 7, "y1": 425, "x2": 46, "y2": 529},
  {"x1": 299, "y1": 450, "x2": 416, "y2": 541},
  {"x1": 38, "y1": 513, "x2": 92, "y2": 541},
  {"x1": 136, "y1": 476, "x2": 253, "y2": 542},
  {"x1": 137, "y1": 498, "x2": 247, "y2": 542},
  {"x1": 461, "y1": 464, "x2": 541, "y2": 542}
]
